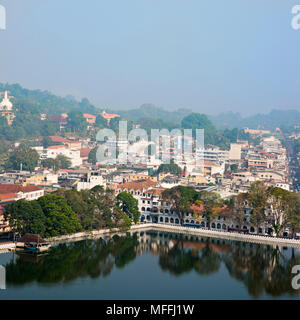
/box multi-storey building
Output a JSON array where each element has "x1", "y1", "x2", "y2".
[{"x1": 115, "y1": 180, "x2": 276, "y2": 236}]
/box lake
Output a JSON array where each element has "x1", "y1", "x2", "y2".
[{"x1": 0, "y1": 230, "x2": 299, "y2": 300}]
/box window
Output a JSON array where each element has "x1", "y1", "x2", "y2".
[
  {"x1": 160, "y1": 217, "x2": 163, "y2": 223},
  {"x1": 212, "y1": 223, "x2": 216, "y2": 228},
  {"x1": 165, "y1": 217, "x2": 169, "y2": 223}
]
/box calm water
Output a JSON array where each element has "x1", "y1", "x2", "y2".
[{"x1": 0, "y1": 230, "x2": 299, "y2": 300}]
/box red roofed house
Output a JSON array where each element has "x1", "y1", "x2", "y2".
[
  {"x1": 49, "y1": 136, "x2": 82, "y2": 149},
  {"x1": 100, "y1": 111, "x2": 120, "y2": 126},
  {"x1": 0, "y1": 184, "x2": 44, "y2": 201},
  {"x1": 50, "y1": 114, "x2": 68, "y2": 130},
  {"x1": 80, "y1": 148, "x2": 92, "y2": 163},
  {"x1": 0, "y1": 185, "x2": 44, "y2": 233},
  {"x1": 83, "y1": 114, "x2": 96, "y2": 125}
]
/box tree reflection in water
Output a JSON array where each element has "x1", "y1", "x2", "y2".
[{"x1": 5, "y1": 231, "x2": 300, "y2": 298}]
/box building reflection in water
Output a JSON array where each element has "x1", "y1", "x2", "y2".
[{"x1": 4, "y1": 230, "x2": 300, "y2": 298}]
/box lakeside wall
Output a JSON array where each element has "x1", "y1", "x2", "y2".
[
  {"x1": 49, "y1": 223, "x2": 300, "y2": 248},
  {"x1": 1, "y1": 223, "x2": 300, "y2": 253}
]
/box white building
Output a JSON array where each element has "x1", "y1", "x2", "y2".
[
  {"x1": 196, "y1": 147, "x2": 229, "y2": 163},
  {"x1": 35, "y1": 146, "x2": 83, "y2": 167},
  {"x1": 229, "y1": 143, "x2": 242, "y2": 161},
  {"x1": 77, "y1": 173, "x2": 106, "y2": 191}
]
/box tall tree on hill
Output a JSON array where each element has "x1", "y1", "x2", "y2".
[
  {"x1": 5, "y1": 146, "x2": 39, "y2": 172},
  {"x1": 67, "y1": 111, "x2": 87, "y2": 132}
]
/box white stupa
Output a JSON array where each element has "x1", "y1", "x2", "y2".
[
  {"x1": 0, "y1": 91, "x2": 15, "y2": 125},
  {"x1": 0, "y1": 91, "x2": 13, "y2": 111}
]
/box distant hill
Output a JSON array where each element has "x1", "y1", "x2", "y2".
[
  {"x1": 210, "y1": 109, "x2": 300, "y2": 130},
  {"x1": 114, "y1": 104, "x2": 192, "y2": 124},
  {"x1": 1, "y1": 83, "x2": 299, "y2": 132},
  {"x1": 0, "y1": 83, "x2": 97, "y2": 115}
]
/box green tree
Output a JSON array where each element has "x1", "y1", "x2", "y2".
[
  {"x1": 88, "y1": 147, "x2": 97, "y2": 165},
  {"x1": 67, "y1": 111, "x2": 87, "y2": 132},
  {"x1": 5, "y1": 146, "x2": 39, "y2": 172},
  {"x1": 56, "y1": 154, "x2": 72, "y2": 169},
  {"x1": 162, "y1": 186, "x2": 198, "y2": 225},
  {"x1": 117, "y1": 191, "x2": 140, "y2": 223},
  {"x1": 4, "y1": 199, "x2": 46, "y2": 236},
  {"x1": 157, "y1": 160, "x2": 182, "y2": 177},
  {"x1": 196, "y1": 191, "x2": 223, "y2": 229},
  {"x1": 38, "y1": 194, "x2": 82, "y2": 237}
]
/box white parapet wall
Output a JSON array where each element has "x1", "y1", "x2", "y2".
[{"x1": 47, "y1": 223, "x2": 300, "y2": 248}]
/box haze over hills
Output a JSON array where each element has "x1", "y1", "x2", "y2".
[{"x1": 1, "y1": 83, "x2": 300, "y2": 131}]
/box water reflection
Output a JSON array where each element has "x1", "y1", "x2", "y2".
[{"x1": 4, "y1": 231, "x2": 300, "y2": 298}]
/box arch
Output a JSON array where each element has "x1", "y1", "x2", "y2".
[
  {"x1": 170, "y1": 218, "x2": 174, "y2": 224},
  {"x1": 222, "y1": 224, "x2": 226, "y2": 230},
  {"x1": 165, "y1": 217, "x2": 169, "y2": 223},
  {"x1": 217, "y1": 223, "x2": 221, "y2": 229},
  {"x1": 212, "y1": 223, "x2": 216, "y2": 229},
  {"x1": 159, "y1": 217, "x2": 163, "y2": 223},
  {"x1": 250, "y1": 227, "x2": 255, "y2": 233},
  {"x1": 141, "y1": 207, "x2": 145, "y2": 211},
  {"x1": 141, "y1": 215, "x2": 145, "y2": 222},
  {"x1": 175, "y1": 219, "x2": 179, "y2": 224}
]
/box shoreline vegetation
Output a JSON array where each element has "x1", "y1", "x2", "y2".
[{"x1": 3, "y1": 182, "x2": 300, "y2": 248}]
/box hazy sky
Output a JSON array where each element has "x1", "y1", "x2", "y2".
[{"x1": 1, "y1": 0, "x2": 300, "y2": 115}]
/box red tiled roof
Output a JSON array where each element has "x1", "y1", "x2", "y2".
[
  {"x1": 83, "y1": 113, "x2": 97, "y2": 119},
  {"x1": 48, "y1": 145, "x2": 68, "y2": 150},
  {"x1": 0, "y1": 184, "x2": 43, "y2": 194},
  {"x1": 50, "y1": 115, "x2": 67, "y2": 123},
  {"x1": 80, "y1": 148, "x2": 92, "y2": 158},
  {"x1": 49, "y1": 136, "x2": 71, "y2": 143},
  {"x1": 0, "y1": 193, "x2": 17, "y2": 201},
  {"x1": 119, "y1": 180, "x2": 157, "y2": 191}
]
